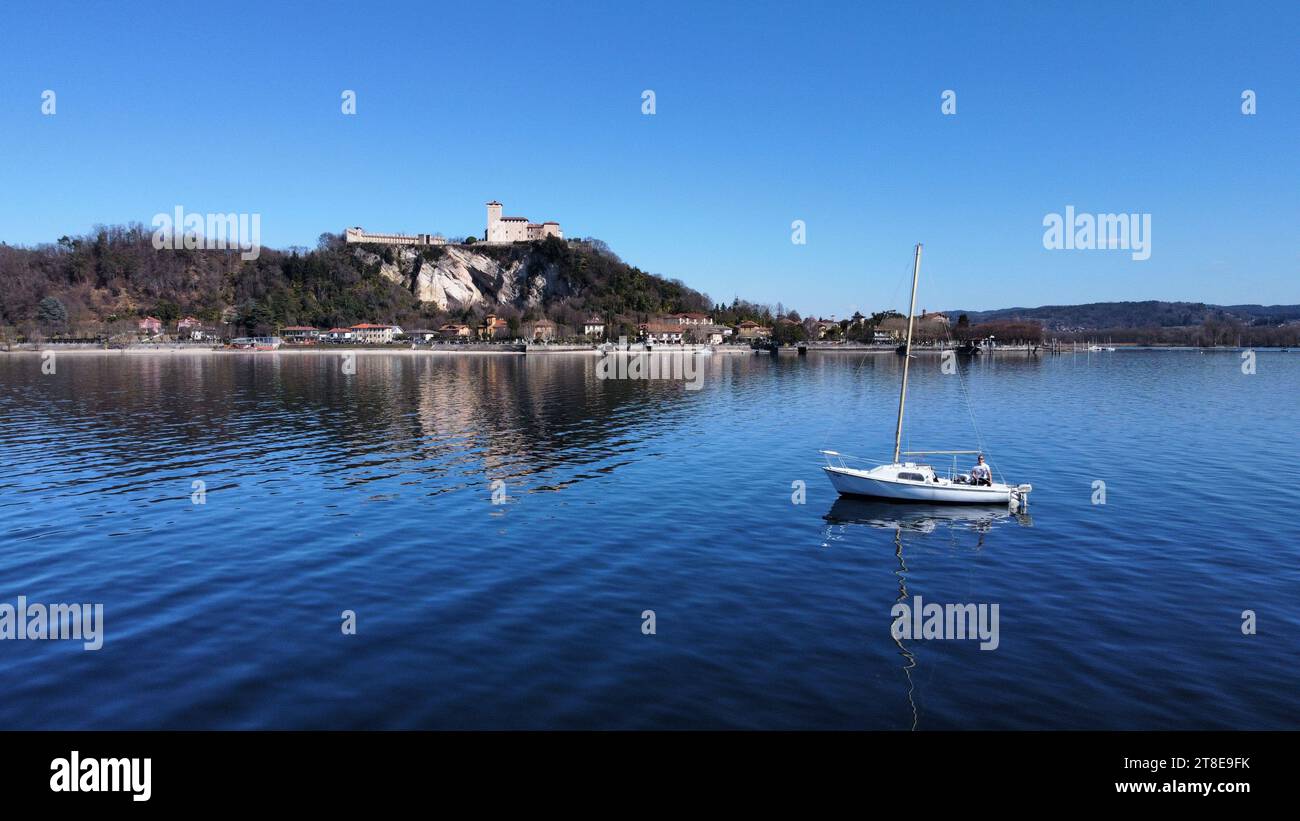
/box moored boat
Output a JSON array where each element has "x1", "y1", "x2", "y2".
[
  {"x1": 822, "y1": 244, "x2": 1032, "y2": 507},
  {"x1": 822, "y1": 451, "x2": 1030, "y2": 506}
]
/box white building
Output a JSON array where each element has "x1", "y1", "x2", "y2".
[
  {"x1": 349, "y1": 323, "x2": 401, "y2": 344},
  {"x1": 639, "y1": 322, "x2": 684, "y2": 344},
  {"x1": 485, "y1": 201, "x2": 562, "y2": 243},
  {"x1": 345, "y1": 227, "x2": 447, "y2": 246},
  {"x1": 281, "y1": 326, "x2": 323, "y2": 343}
]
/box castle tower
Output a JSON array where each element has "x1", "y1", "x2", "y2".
[{"x1": 486, "y1": 201, "x2": 502, "y2": 242}]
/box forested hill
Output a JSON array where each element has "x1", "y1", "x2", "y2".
[
  {"x1": 946, "y1": 301, "x2": 1300, "y2": 331},
  {"x1": 0, "y1": 226, "x2": 715, "y2": 338}
]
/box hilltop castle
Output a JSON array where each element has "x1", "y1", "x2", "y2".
[
  {"x1": 485, "y1": 201, "x2": 562, "y2": 243},
  {"x1": 344, "y1": 200, "x2": 562, "y2": 246}
]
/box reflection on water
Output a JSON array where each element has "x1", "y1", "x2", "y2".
[
  {"x1": 824, "y1": 498, "x2": 1032, "y2": 535},
  {"x1": 822, "y1": 498, "x2": 1031, "y2": 730},
  {"x1": 891, "y1": 527, "x2": 919, "y2": 730}
]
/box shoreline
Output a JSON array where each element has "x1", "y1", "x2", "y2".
[
  {"x1": 0, "y1": 344, "x2": 754, "y2": 357},
  {"x1": 2, "y1": 343, "x2": 1288, "y2": 357}
]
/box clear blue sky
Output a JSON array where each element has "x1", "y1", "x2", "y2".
[{"x1": 1, "y1": 0, "x2": 1296, "y2": 316}]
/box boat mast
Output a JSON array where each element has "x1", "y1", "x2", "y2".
[{"x1": 893, "y1": 243, "x2": 922, "y2": 464}]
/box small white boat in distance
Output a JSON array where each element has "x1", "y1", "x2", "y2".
[{"x1": 822, "y1": 243, "x2": 1032, "y2": 507}]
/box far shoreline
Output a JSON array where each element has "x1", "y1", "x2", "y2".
[
  {"x1": 0, "y1": 343, "x2": 751, "y2": 357},
  {"x1": 1, "y1": 343, "x2": 1289, "y2": 358}
]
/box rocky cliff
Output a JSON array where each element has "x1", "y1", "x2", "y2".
[{"x1": 352, "y1": 243, "x2": 570, "y2": 311}]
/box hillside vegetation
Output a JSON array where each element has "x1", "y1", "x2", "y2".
[{"x1": 0, "y1": 226, "x2": 716, "y2": 339}]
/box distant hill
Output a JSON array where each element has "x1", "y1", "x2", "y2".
[{"x1": 944, "y1": 301, "x2": 1300, "y2": 331}]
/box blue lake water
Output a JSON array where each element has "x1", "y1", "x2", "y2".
[{"x1": 0, "y1": 349, "x2": 1296, "y2": 729}]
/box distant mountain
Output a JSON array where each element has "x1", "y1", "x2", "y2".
[{"x1": 944, "y1": 301, "x2": 1300, "y2": 331}]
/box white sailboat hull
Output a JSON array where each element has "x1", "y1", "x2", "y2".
[{"x1": 823, "y1": 465, "x2": 1015, "y2": 504}]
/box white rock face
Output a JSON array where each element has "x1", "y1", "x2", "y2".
[
  {"x1": 377, "y1": 252, "x2": 408, "y2": 289},
  {"x1": 351, "y1": 244, "x2": 569, "y2": 311},
  {"x1": 415, "y1": 247, "x2": 492, "y2": 309}
]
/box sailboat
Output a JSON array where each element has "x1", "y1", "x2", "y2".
[{"x1": 821, "y1": 244, "x2": 1032, "y2": 506}]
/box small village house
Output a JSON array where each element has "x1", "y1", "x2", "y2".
[
  {"x1": 325, "y1": 327, "x2": 355, "y2": 343},
  {"x1": 281, "y1": 326, "x2": 322, "y2": 344},
  {"x1": 438, "y1": 323, "x2": 472, "y2": 339},
  {"x1": 878, "y1": 314, "x2": 948, "y2": 341},
  {"x1": 178, "y1": 324, "x2": 219, "y2": 341},
  {"x1": 640, "y1": 321, "x2": 685, "y2": 344},
  {"x1": 876, "y1": 317, "x2": 908, "y2": 341},
  {"x1": 349, "y1": 323, "x2": 401, "y2": 344},
  {"x1": 138, "y1": 316, "x2": 163, "y2": 335},
  {"x1": 733, "y1": 320, "x2": 772, "y2": 341},
  {"x1": 479, "y1": 315, "x2": 510, "y2": 340},
  {"x1": 682, "y1": 323, "x2": 730, "y2": 344},
  {"x1": 524, "y1": 318, "x2": 556, "y2": 342}
]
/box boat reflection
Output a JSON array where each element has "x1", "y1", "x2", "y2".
[
  {"x1": 823, "y1": 497, "x2": 1032, "y2": 533},
  {"x1": 821, "y1": 498, "x2": 1030, "y2": 730}
]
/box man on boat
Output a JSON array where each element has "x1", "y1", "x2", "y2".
[{"x1": 970, "y1": 455, "x2": 992, "y2": 486}]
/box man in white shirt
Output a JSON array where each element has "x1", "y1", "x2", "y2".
[{"x1": 970, "y1": 454, "x2": 992, "y2": 486}]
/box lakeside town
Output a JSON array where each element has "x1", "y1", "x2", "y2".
[
  {"x1": 10, "y1": 301, "x2": 1291, "y2": 354},
  {"x1": 45, "y1": 307, "x2": 1023, "y2": 352}
]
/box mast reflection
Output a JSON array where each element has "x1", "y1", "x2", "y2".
[{"x1": 822, "y1": 499, "x2": 1031, "y2": 729}]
